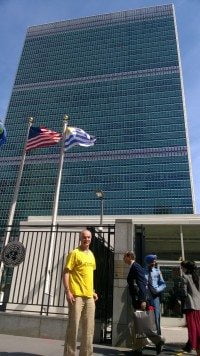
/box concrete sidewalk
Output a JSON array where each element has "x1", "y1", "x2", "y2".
[{"x1": 0, "y1": 327, "x2": 195, "y2": 355}]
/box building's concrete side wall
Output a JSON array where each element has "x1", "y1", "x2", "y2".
[
  {"x1": 112, "y1": 219, "x2": 134, "y2": 347},
  {"x1": 0, "y1": 312, "x2": 101, "y2": 342}
]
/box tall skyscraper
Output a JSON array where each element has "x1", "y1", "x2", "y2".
[{"x1": 0, "y1": 4, "x2": 194, "y2": 225}]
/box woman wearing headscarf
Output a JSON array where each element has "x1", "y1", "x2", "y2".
[
  {"x1": 180, "y1": 261, "x2": 200, "y2": 356},
  {"x1": 144, "y1": 254, "x2": 166, "y2": 336}
]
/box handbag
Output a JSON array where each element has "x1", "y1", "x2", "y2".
[{"x1": 132, "y1": 310, "x2": 158, "y2": 339}]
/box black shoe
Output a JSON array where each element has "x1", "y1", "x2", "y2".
[
  {"x1": 182, "y1": 341, "x2": 192, "y2": 353},
  {"x1": 156, "y1": 340, "x2": 165, "y2": 355},
  {"x1": 132, "y1": 349, "x2": 143, "y2": 355}
]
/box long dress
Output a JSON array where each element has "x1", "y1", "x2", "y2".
[{"x1": 181, "y1": 274, "x2": 200, "y2": 350}]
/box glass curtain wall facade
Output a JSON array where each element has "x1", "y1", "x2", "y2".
[{"x1": 0, "y1": 4, "x2": 194, "y2": 224}]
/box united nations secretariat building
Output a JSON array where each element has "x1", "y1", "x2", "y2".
[{"x1": 0, "y1": 4, "x2": 199, "y2": 346}]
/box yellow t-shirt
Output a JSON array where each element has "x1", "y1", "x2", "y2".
[{"x1": 65, "y1": 247, "x2": 96, "y2": 297}]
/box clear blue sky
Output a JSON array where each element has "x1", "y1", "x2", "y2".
[{"x1": 0, "y1": 0, "x2": 200, "y2": 211}]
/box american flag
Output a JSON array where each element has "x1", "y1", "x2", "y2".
[{"x1": 26, "y1": 126, "x2": 61, "y2": 151}]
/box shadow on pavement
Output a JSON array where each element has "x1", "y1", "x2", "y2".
[
  {"x1": 93, "y1": 346, "x2": 129, "y2": 355},
  {"x1": 0, "y1": 353, "x2": 43, "y2": 356},
  {"x1": 87, "y1": 343, "x2": 194, "y2": 356}
]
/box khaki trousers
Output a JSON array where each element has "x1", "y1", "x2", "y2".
[{"x1": 63, "y1": 297, "x2": 95, "y2": 356}]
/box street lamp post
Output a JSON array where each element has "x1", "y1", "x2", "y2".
[{"x1": 95, "y1": 190, "x2": 104, "y2": 228}]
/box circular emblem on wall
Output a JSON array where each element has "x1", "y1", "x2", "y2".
[{"x1": 1, "y1": 241, "x2": 26, "y2": 267}]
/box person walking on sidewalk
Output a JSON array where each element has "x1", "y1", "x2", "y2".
[
  {"x1": 63, "y1": 229, "x2": 98, "y2": 356},
  {"x1": 180, "y1": 261, "x2": 200, "y2": 356},
  {"x1": 124, "y1": 251, "x2": 165, "y2": 355},
  {"x1": 144, "y1": 254, "x2": 166, "y2": 335}
]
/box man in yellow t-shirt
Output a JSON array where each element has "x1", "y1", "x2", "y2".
[{"x1": 63, "y1": 229, "x2": 98, "y2": 356}]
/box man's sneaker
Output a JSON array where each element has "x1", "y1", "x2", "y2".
[{"x1": 156, "y1": 339, "x2": 165, "y2": 355}]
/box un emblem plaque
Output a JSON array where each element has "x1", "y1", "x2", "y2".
[{"x1": 1, "y1": 241, "x2": 26, "y2": 267}]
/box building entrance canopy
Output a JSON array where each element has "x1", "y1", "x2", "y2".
[
  {"x1": 145, "y1": 224, "x2": 200, "y2": 262},
  {"x1": 24, "y1": 213, "x2": 200, "y2": 264}
]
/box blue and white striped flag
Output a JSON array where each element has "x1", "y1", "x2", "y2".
[
  {"x1": 65, "y1": 127, "x2": 96, "y2": 151},
  {"x1": 0, "y1": 121, "x2": 7, "y2": 147}
]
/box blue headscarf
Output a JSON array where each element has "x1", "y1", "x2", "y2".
[{"x1": 145, "y1": 254, "x2": 157, "y2": 264}]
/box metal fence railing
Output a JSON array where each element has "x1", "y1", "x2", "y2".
[{"x1": 0, "y1": 224, "x2": 115, "y2": 342}]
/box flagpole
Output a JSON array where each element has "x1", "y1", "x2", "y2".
[
  {"x1": 0, "y1": 117, "x2": 33, "y2": 278},
  {"x1": 44, "y1": 115, "x2": 68, "y2": 299}
]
